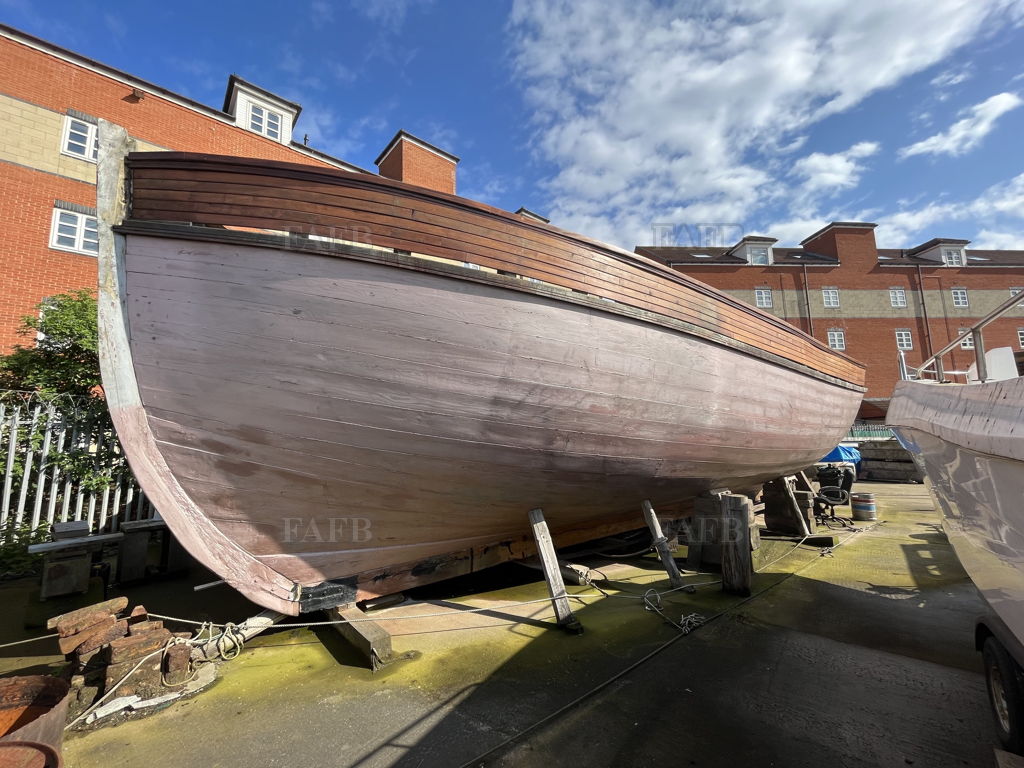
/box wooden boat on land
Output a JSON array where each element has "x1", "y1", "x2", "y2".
[{"x1": 96, "y1": 125, "x2": 865, "y2": 615}]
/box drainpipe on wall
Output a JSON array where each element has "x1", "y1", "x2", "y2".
[
  {"x1": 801, "y1": 264, "x2": 814, "y2": 336},
  {"x1": 915, "y1": 261, "x2": 934, "y2": 359}
]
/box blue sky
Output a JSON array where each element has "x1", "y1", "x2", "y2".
[{"x1": 4, "y1": 0, "x2": 1024, "y2": 250}]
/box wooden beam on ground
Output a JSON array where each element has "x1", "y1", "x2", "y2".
[
  {"x1": 642, "y1": 500, "x2": 684, "y2": 588},
  {"x1": 528, "y1": 508, "x2": 583, "y2": 634},
  {"x1": 326, "y1": 606, "x2": 393, "y2": 672}
]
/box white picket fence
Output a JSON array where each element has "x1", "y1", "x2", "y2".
[{"x1": 0, "y1": 394, "x2": 154, "y2": 540}]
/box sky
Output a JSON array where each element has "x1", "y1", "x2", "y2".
[{"x1": 4, "y1": 0, "x2": 1024, "y2": 250}]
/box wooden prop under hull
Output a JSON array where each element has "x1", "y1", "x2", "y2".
[{"x1": 97, "y1": 128, "x2": 865, "y2": 614}]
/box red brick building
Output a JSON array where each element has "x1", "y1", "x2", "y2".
[
  {"x1": 0, "y1": 25, "x2": 458, "y2": 352},
  {"x1": 637, "y1": 222, "x2": 1024, "y2": 419}
]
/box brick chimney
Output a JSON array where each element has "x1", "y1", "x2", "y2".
[
  {"x1": 801, "y1": 221, "x2": 878, "y2": 265},
  {"x1": 374, "y1": 130, "x2": 459, "y2": 195}
]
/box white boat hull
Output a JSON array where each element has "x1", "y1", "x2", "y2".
[{"x1": 889, "y1": 378, "x2": 1024, "y2": 647}]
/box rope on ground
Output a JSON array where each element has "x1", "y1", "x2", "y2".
[{"x1": 0, "y1": 633, "x2": 57, "y2": 649}]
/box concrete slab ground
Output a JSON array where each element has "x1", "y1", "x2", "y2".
[{"x1": 3, "y1": 482, "x2": 1001, "y2": 767}]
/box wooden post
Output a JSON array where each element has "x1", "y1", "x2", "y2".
[
  {"x1": 641, "y1": 500, "x2": 684, "y2": 588},
  {"x1": 721, "y1": 494, "x2": 753, "y2": 596},
  {"x1": 528, "y1": 508, "x2": 583, "y2": 634},
  {"x1": 326, "y1": 605, "x2": 394, "y2": 671}
]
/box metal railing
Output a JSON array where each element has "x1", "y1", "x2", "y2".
[
  {"x1": 846, "y1": 423, "x2": 894, "y2": 440},
  {"x1": 907, "y1": 289, "x2": 1024, "y2": 382}
]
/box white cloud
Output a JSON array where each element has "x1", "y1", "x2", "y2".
[
  {"x1": 280, "y1": 47, "x2": 304, "y2": 76},
  {"x1": 350, "y1": 0, "x2": 433, "y2": 29},
  {"x1": 788, "y1": 141, "x2": 880, "y2": 216},
  {"x1": 931, "y1": 69, "x2": 971, "y2": 88},
  {"x1": 971, "y1": 229, "x2": 1024, "y2": 249},
  {"x1": 875, "y1": 172, "x2": 1024, "y2": 245},
  {"x1": 764, "y1": 216, "x2": 830, "y2": 246},
  {"x1": 899, "y1": 92, "x2": 1023, "y2": 158},
  {"x1": 311, "y1": 0, "x2": 333, "y2": 23},
  {"x1": 509, "y1": 0, "x2": 1023, "y2": 248},
  {"x1": 329, "y1": 62, "x2": 357, "y2": 85}
]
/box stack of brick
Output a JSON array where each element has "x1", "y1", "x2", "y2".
[{"x1": 48, "y1": 598, "x2": 192, "y2": 719}]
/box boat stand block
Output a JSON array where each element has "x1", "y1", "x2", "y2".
[
  {"x1": 692, "y1": 492, "x2": 753, "y2": 595},
  {"x1": 528, "y1": 508, "x2": 583, "y2": 634},
  {"x1": 642, "y1": 499, "x2": 685, "y2": 588},
  {"x1": 326, "y1": 606, "x2": 394, "y2": 671},
  {"x1": 721, "y1": 494, "x2": 753, "y2": 596}
]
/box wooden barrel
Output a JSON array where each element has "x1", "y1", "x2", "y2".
[
  {"x1": 0, "y1": 676, "x2": 70, "y2": 768},
  {"x1": 850, "y1": 493, "x2": 877, "y2": 521}
]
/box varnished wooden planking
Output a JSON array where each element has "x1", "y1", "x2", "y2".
[
  {"x1": 128, "y1": 174, "x2": 851, "y2": 365},
  {"x1": 123, "y1": 153, "x2": 865, "y2": 386},
  {"x1": 119, "y1": 236, "x2": 859, "y2": 598}
]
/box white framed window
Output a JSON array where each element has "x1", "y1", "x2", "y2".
[
  {"x1": 951, "y1": 288, "x2": 969, "y2": 308},
  {"x1": 959, "y1": 328, "x2": 974, "y2": 349},
  {"x1": 49, "y1": 208, "x2": 98, "y2": 255},
  {"x1": 754, "y1": 288, "x2": 772, "y2": 308},
  {"x1": 822, "y1": 288, "x2": 840, "y2": 308},
  {"x1": 889, "y1": 288, "x2": 907, "y2": 308},
  {"x1": 748, "y1": 246, "x2": 770, "y2": 265},
  {"x1": 895, "y1": 329, "x2": 913, "y2": 351},
  {"x1": 61, "y1": 116, "x2": 98, "y2": 162},
  {"x1": 942, "y1": 248, "x2": 964, "y2": 266},
  {"x1": 1018, "y1": 328, "x2": 1024, "y2": 349},
  {"x1": 827, "y1": 329, "x2": 846, "y2": 351},
  {"x1": 249, "y1": 104, "x2": 282, "y2": 140}
]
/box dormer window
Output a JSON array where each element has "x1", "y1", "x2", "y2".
[
  {"x1": 725, "y1": 235, "x2": 777, "y2": 265},
  {"x1": 223, "y1": 75, "x2": 299, "y2": 146},
  {"x1": 249, "y1": 104, "x2": 282, "y2": 140},
  {"x1": 906, "y1": 238, "x2": 970, "y2": 264},
  {"x1": 748, "y1": 246, "x2": 770, "y2": 265},
  {"x1": 942, "y1": 248, "x2": 964, "y2": 266}
]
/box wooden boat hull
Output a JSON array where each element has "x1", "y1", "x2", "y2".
[
  {"x1": 889, "y1": 378, "x2": 1024, "y2": 647},
  {"x1": 96, "y1": 135, "x2": 865, "y2": 614}
]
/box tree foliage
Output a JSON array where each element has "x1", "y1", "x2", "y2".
[{"x1": 0, "y1": 290, "x2": 101, "y2": 398}]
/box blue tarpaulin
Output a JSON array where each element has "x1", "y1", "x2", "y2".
[{"x1": 819, "y1": 444, "x2": 861, "y2": 465}]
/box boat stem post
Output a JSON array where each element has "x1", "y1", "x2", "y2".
[
  {"x1": 528, "y1": 508, "x2": 583, "y2": 634},
  {"x1": 641, "y1": 500, "x2": 685, "y2": 588}
]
